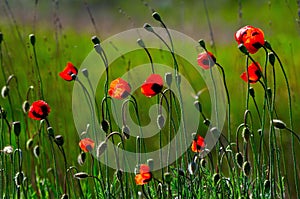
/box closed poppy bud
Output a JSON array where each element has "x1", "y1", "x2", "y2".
[
  {"x1": 26, "y1": 138, "x2": 34, "y2": 150},
  {"x1": 33, "y1": 145, "x2": 40, "y2": 158},
  {"x1": 235, "y1": 152, "x2": 243, "y2": 168},
  {"x1": 137, "y1": 38, "x2": 145, "y2": 48},
  {"x1": 178, "y1": 168, "x2": 185, "y2": 176},
  {"x1": 0, "y1": 32, "x2": 3, "y2": 43},
  {"x1": 29, "y1": 34, "x2": 35, "y2": 46},
  {"x1": 0, "y1": 108, "x2": 7, "y2": 119},
  {"x1": 264, "y1": 41, "x2": 272, "y2": 50},
  {"x1": 238, "y1": 44, "x2": 249, "y2": 55},
  {"x1": 143, "y1": 23, "x2": 154, "y2": 32},
  {"x1": 81, "y1": 68, "x2": 89, "y2": 78},
  {"x1": 188, "y1": 161, "x2": 197, "y2": 175},
  {"x1": 120, "y1": 125, "x2": 130, "y2": 139},
  {"x1": 164, "y1": 172, "x2": 171, "y2": 183},
  {"x1": 268, "y1": 52, "x2": 275, "y2": 66},
  {"x1": 264, "y1": 180, "x2": 270, "y2": 193},
  {"x1": 97, "y1": 141, "x2": 107, "y2": 158},
  {"x1": 152, "y1": 12, "x2": 162, "y2": 21},
  {"x1": 101, "y1": 120, "x2": 110, "y2": 133},
  {"x1": 242, "y1": 161, "x2": 251, "y2": 176},
  {"x1": 242, "y1": 128, "x2": 250, "y2": 143},
  {"x1": 272, "y1": 119, "x2": 286, "y2": 129},
  {"x1": 203, "y1": 119, "x2": 210, "y2": 126},
  {"x1": 22, "y1": 100, "x2": 30, "y2": 113},
  {"x1": 198, "y1": 39, "x2": 206, "y2": 50},
  {"x1": 267, "y1": 87, "x2": 272, "y2": 99},
  {"x1": 147, "y1": 159, "x2": 154, "y2": 171},
  {"x1": 55, "y1": 135, "x2": 64, "y2": 146},
  {"x1": 77, "y1": 152, "x2": 86, "y2": 166},
  {"x1": 249, "y1": 87, "x2": 255, "y2": 98},
  {"x1": 157, "y1": 114, "x2": 165, "y2": 130},
  {"x1": 74, "y1": 172, "x2": 89, "y2": 179},
  {"x1": 165, "y1": 72, "x2": 172, "y2": 87},
  {"x1": 1, "y1": 86, "x2": 9, "y2": 98},
  {"x1": 12, "y1": 121, "x2": 21, "y2": 137},
  {"x1": 194, "y1": 101, "x2": 202, "y2": 112},
  {"x1": 47, "y1": 127, "x2": 54, "y2": 138},
  {"x1": 60, "y1": 194, "x2": 69, "y2": 199},
  {"x1": 15, "y1": 172, "x2": 24, "y2": 186},
  {"x1": 213, "y1": 173, "x2": 220, "y2": 185},
  {"x1": 116, "y1": 170, "x2": 123, "y2": 181},
  {"x1": 175, "y1": 74, "x2": 181, "y2": 85},
  {"x1": 200, "y1": 159, "x2": 206, "y2": 168},
  {"x1": 91, "y1": 36, "x2": 100, "y2": 45}
]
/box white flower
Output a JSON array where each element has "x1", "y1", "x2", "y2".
[{"x1": 3, "y1": 146, "x2": 13, "y2": 154}]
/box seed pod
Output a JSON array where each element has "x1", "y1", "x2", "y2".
[
  {"x1": 33, "y1": 145, "x2": 40, "y2": 158},
  {"x1": 22, "y1": 100, "x2": 30, "y2": 113},
  {"x1": 74, "y1": 172, "x2": 89, "y2": 179},
  {"x1": 165, "y1": 72, "x2": 172, "y2": 87},
  {"x1": 101, "y1": 120, "x2": 109, "y2": 133},
  {"x1": 1, "y1": 86, "x2": 9, "y2": 98},
  {"x1": 235, "y1": 152, "x2": 243, "y2": 168},
  {"x1": 164, "y1": 172, "x2": 171, "y2": 184},
  {"x1": 157, "y1": 114, "x2": 165, "y2": 130},
  {"x1": 77, "y1": 152, "x2": 86, "y2": 166},
  {"x1": 97, "y1": 141, "x2": 107, "y2": 158},
  {"x1": 272, "y1": 119, "x2": 286, "y2": 129},
  {"x1": 242, "y1": 161, "x2": 251, "y2": 176},
  {"x1": 12, "y1": 121, "x2": 21, "y2": 137},
  {"x1": 55, "y1": 135, "x2": 64, "y2": 146},
  {"x1": 26, "y1": 138, "x2": 34, "y2": 150}
]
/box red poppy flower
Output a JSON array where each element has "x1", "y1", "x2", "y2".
[
  {"x1": 235, "y1": 25, "x2": 265, "y2": 54},
  {"x1": 191, "y1": 135, "x2": 206, "y2": 153},
  {"x1": 197, "y1": 51, "x2": 216, "y2": 70},
  {"x1": 79, "y1": 138, "x2": 95, "y2": 152},
  {"x1": 28, "y1": 100, "x2": 51, "y2": 120},
  {"x1": 240, "y1": 62, "x2": 262, "y2": 83},
  {"x1": 108, "y1": 78, "x2": 131, "y2": 99},
  {"x1": 59, "y1": 62, "x2": 78, "y2": 81},
  {"x1": 135, "y1": 164, "x2": 152, "y2": 185},
  {"x1": 141, "y1": 74, "x2": 163, "y2": 97}
]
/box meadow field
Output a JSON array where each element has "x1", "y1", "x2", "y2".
[{"x1": 1, "y1": 0, "x2": 300, "y2": 198}]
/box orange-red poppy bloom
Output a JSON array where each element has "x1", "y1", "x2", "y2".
[
  {"x1": 197, "y1": 51, "x2": 216, "y2": 70},
  {"x1": 79, "y1": 138, "x2": 95, "y2": 152},
  {"x1": 28, "y1": 100, "x2": 51, "y2": 120},
  {"x1": 141, "y1": 74, "x2": 163, "y2": 97},
  {"x1": 135, "y1": 164, "x2": 152, "y2": 185},
  {"x1": 191, "y1": 135, "x2": 206, "y2": 153},
  {"x1": 235, "y1": 25, "x2": 265, "y2": 54},
  {"x1": 59, "y1": 62, "x2": 78, "y2": 81},
  {"x1": 108, "y1": 78, "x2": 131, "y2": 99},
  {"x1": 240, "y1": 62, "x2": 262, "y2": 83}
]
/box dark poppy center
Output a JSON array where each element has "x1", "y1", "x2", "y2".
[
  {"x1": 252, "y1": 42, "x2": 262, "y2": 49},
  {"x1": 86, "y1": 145, "x2": 92, "y2": 151},
  {"x1": 151, "y1": 83, "x2": 163, "y2": 94}
]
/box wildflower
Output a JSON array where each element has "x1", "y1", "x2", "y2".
[
  {"x1": 197, "y1": 51, "x2": 216, "y2": 69},
  {"x1": 3, "y1": 146, "x2": 13, "y2": 154},
  {"x1": 235, "y1": 25, "x2": 265, "y2": 54},
  {"x1": 191, "y1": 135, "x2": 206, "y2": 153},
  {"x1": 108, "y1": 78, "x2": 131, "y2": 99},
  {"x1": 79, "y1": 138, "x2": 95, "y2": 152},
  {"x1": 135, "y1": 164, "x2": 152, "y2": 185},
  {"x1": 240, "y1": 62, "x2": 262, "y2": 83},
  {"x1": 59, "y1": 62, "x2": 78, "y2": 81},
  {"x1": 28, "y1": 100, "x2": 51, "y2": 120},
  {"x1": 141, "y1": 74, "x2": 163, "y2": 97}
]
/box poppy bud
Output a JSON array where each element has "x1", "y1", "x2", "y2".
[
  {"x1": 264, "y1": 180, "x2": 270, "y2": 193},
  {"x1": 164, "y1": 172, "x2": 172, "y2": 183},
  {"x1": 47, "y1": 127, "x2": 54, "y2": 138},
  {"x1": 194, "y1": 101, "x2": 202, "y2": 112},
  {"x1": 188, "y1": 161, "x2": 197, "y2": 175},
  {"x1": 267, "y1": 87, "x2": 272, "y2": 100},
  {"x1": 116, "y1": 170, "x2": 123, "y2": 181},
  {"x1": 77, "y1": 152, "x2": 86, "y2": 166},
  {"x1": 242, "y1": 161, "x2": 251, "y2": 176},
  {"x1": 198, "y1": 39, "x2": 206, "y2": 50},
  {"x1": 101, "y1": 120, "x2": 110, "y2": 133},
  {"x1": 0, "y1": 32, "x2": 3, "y2": 43},
  {"x1": 22, "y1": 100, "x2": 30, "y2": 113},
  {"x1": 175, "y1": 74, "x2": 181, "y2": 85},
  {"x1": 213, "y1": 173, "x2": 220, "y2": 185},
  {"x1": 26, "y1": 138, "x2": 34, "y2": 150},
  {"x1": 1, "y1": 86, "x2": 9, "y2": 98},
  {"x1": 257, "y1": 128, "x2": 262, "y2": 136},
  {"x1": 238, "y1": 44, "x2": 249, "y2": 55},
  {"x1": 147, "y1": 159, "x2": 154, "y2": 171},
  {"x1": 91, "y1": 36, "x2": 100, "y2": 45},
  {"x1": 249, "y1": 87, "x2": 255, "y2": 98},
  {"x1": 97, "y1": 141, "x2": 107, "y2": 158},
  {"x1": 143, "y1": 23, "x2": 154, "y2": 32},
  {"x1": 268, "y1": 52, "x2": 275, "y2": 66},
  {"x1": 272, "y1": 119, "x2": 286, "y2": 129},
  {"x1": 178, "y1": 168, "x2": 185, "y2": 176},
  {"x1": 200, "y1": 159, "x2": 206, "y2": 168},
  {"x1": 242, "y1": 127, "x2": 250, "y2": 143},
  {"x1": 29, "y1": 34, "x2": 35, "y2": 46},
  {"x1": 57, "y1": 137, "x2": 67, "y2": 149},
  {"x1": 12, "y1": 121, "x2": 21, "y2": 137},
  {"x1": 152, "y1": 12, "x2": 162, "y2": 21},
  {"x1": 60, "y1": 194, "x2": 69, "y2": 199},
  {"x1": 137, "y1": 38, "x2": 145, "y2": 48},
  {"x1": 122, "y1": 125, "x2": 130, "y2": 139},
  {"x1": 235, "y1": 152, "x2": 243, "y2": 168},
  {"x1": 0, "y1": 107, "x2": 7, "y2": 119},
  {"x1": 15, "y1": 172, "x2": 24, "y2": 186},
  {"x1": 203, "y1": 119, "x2": 210, "y2": 126},
  {"x1": 74, "y1": 172, "x2": 89, "y2": 179},
  {"x1": 33, "y1": 145, "x2": 40, "y2": 158},
  {"x1": 165, "y1": 72, "x2": 172, "y2": 87},
  {"x1": 94, "y1": 44, "x2": 103, "y2": 54},
  {"x1": 157, "y1": 114, "x2": 165, "y2": 130},
  {"x1": 264, "y1": 41, "x2": 272, "y2": 50},
  {"x1": 47, "y1": 168, "x2": 53, "y2": 173},
  {"x1": 3, "y1": 145, "x2": 13, "y2": 154},
  {"x1": 81, "y1": 68, "x2": 89, "y2": 78}
]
